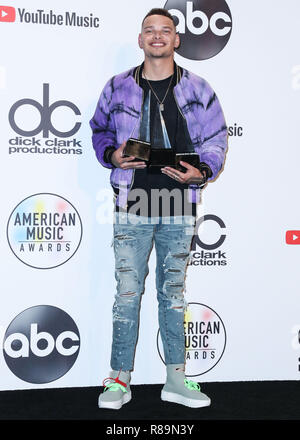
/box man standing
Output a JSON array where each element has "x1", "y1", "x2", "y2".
[{"x1": 90, "y1": 8, "x2": 227, "y2": 410}]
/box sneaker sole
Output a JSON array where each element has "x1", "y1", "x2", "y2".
[
  {"x1": 98, "y1": 391, "x2": 132, "y2": 410},
  {"x1": 161, "y1": 390, "x2": 211, "y2": 408}
]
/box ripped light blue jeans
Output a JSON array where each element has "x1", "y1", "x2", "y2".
[{"x1": 111, "y1": 211, "x2": 196, "y2": 371}]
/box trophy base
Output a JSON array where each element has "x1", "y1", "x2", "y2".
[{"x1": 123, "y1": 138, "x2": 151, "y2": 161}]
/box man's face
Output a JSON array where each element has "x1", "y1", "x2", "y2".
[{"x1": 138, "y1": 14, "x2": 180, "y2": 59}]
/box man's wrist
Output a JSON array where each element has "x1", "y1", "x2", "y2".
[
  {"x1": 199, "y1": 162, "x2": 212, "y2": 180},
  {"x1": 194, "y1": 162, "x2": 212, "y2": 187},
  {"x1": 103, "y1": 146, "x2": 116, "y2": 166}
]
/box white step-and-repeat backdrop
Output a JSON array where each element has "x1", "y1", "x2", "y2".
[{"x1": 1, "y1": 0, "x2": 299, "y2": 390}]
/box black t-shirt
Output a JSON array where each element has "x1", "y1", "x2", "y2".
[{"x1": 116, "y1": 68, "x2": 196, "y2": 218}]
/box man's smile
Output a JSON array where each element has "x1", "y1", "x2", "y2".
[{"x1": 150, "y1": 42, "x2": 166, "y2": 47}]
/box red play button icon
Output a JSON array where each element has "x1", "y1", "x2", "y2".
[
  {"x1": 286, "y1": 230, "x2": 300, "y2": 245},
  {"x1": 0, "y1": 6, "x2": 16, "y2": 22}
]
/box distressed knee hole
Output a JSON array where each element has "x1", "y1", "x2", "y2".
[
  {"x1": 115, "y1": 234, "x2": 134, "y2": 241},
  {"x1": 117, "y1": 267, "x2": 134, "y2": 273},
  {"x1": 120, "y1": 291, "x2": 137, "y2": 297},
  {"x1": 170, "y1": 294, "x2": 185, "y2": 311},
  {"x1": 162, "y1": 280, "x2": 184, "y2": 296},
  {"x1": 166, "y1": 282, "x2": 184, "y2": 288},
  {"x1": 172, "y1": 252, "x2": 190, "y2": 259}
]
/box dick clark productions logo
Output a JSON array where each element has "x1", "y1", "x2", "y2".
[
  {"x1": 3, "y1": 305, "x2": 80, "y2": 384},
  {"x1": 157, "y1": 303, "x2": 226, "y2": 376},
  {"x1": 7, "y1": 193, "x2": 82, "y2": 269},
  {"x1": 9, "y1": 83, "x2": 81, "y2": 138},
  {"x1": 188, "y1": 215, "x2": 227, "y2": 267},
  {"x1": 164, "y1": 0, "x2": 232, "y2": 60},
  {"x1": 8, "y1": 84, "x2": 83, "y2": 156}
]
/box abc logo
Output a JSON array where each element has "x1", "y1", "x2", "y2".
[
  {"x1": 164, "y1": 0, "x2": 232, "y2": 60},
  {"x1": 3, "y1": 306, "x2": 80, "y2": 384}
]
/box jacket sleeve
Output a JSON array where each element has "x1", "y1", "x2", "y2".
[
  {"x1": 89, "y1": 79, "x2": 117, "y2": 169},
  {"x1": 198, "y1": 81, "x2": 228, "y2": 181}
]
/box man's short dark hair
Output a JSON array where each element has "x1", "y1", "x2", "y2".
[{"x1": 142, "y1": 8, "x2": 176, "y2": 27}]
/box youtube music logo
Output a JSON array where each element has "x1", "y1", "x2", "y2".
[
  {"x1": 0, "y1": 5, "x2": 15, "y2": 22},
  {"x1": 286, "y1": 230, "x2": 300, "y2": 245}
]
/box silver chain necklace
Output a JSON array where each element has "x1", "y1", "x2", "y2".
[{"x1": 142, "y1": 70, "x2": 174, "y2": 112}]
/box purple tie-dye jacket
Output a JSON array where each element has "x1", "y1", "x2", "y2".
[{"x1": 90, "y1": 66, "x2": 227, "y2": 208}]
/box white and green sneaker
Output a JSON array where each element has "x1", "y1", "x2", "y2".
[
  {"x1": 161, "y1": 364, "x2": 211, "y2": 408},
  {"x1": 98, "y1": 370, "x2": 131, "y2": 410}
]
